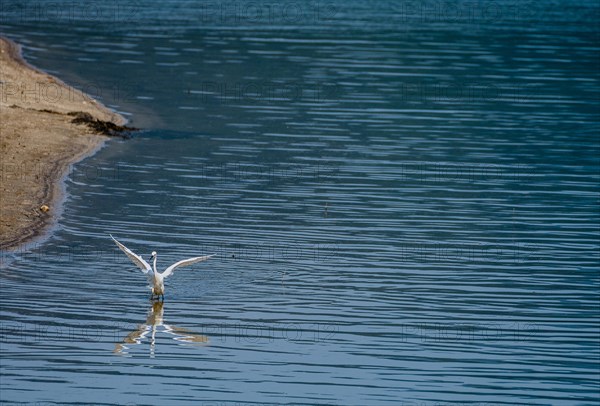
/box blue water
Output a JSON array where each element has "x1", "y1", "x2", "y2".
[{"x1": 1, "y1": 1, "x2": 599, "y2": 405}]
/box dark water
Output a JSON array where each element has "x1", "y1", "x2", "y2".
[{"x1": 1, "y1": 1, "x2": 599, "y2": 405}]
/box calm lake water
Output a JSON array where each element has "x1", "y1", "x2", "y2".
[{"x1": 1, "y1": 1, "x2": 599, "y2": 405}]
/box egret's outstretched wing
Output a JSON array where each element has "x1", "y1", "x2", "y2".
[
  {"x1": 162, "y1": 254, "x2": 215, "y2": 278},
  {"x1": 110, "y1": 234, "x2": 152, "y2": 273}
]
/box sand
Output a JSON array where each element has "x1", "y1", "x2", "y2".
[{"x1": 0, "y1": 37, "x2": 127, "y2": 250}]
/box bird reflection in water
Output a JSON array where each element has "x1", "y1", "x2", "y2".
[{"x1": 114, "y1": 301, "x2": 209, "y2": 356}]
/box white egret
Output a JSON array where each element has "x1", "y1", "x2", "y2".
[{"x1": 110, "y1": 234, "x2": 215, "y2": 301}]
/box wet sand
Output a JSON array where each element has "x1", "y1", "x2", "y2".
[{"x1": 0, "y1": 37, "x2": 127, "y2": 250}]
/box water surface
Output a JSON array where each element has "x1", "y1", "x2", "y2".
[{"x1": 1, "y1": 1, "x2": 599, "y2": 404}]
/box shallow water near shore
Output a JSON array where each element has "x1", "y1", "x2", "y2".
[{"x1": 1, "y1": 1, "x2": 599, "y2": 404}]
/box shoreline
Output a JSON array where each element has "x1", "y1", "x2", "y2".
[{"x1": 0, "y1": 36, "x2": 129, "y2": 251}]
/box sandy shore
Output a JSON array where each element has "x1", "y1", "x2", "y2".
[{"x1": 0, "y1": 37, "x2": 128, "y2": 250}]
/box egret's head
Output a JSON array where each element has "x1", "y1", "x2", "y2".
[{"x1": 150, "y1": 251, "x2": 157, "y2": 261}]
